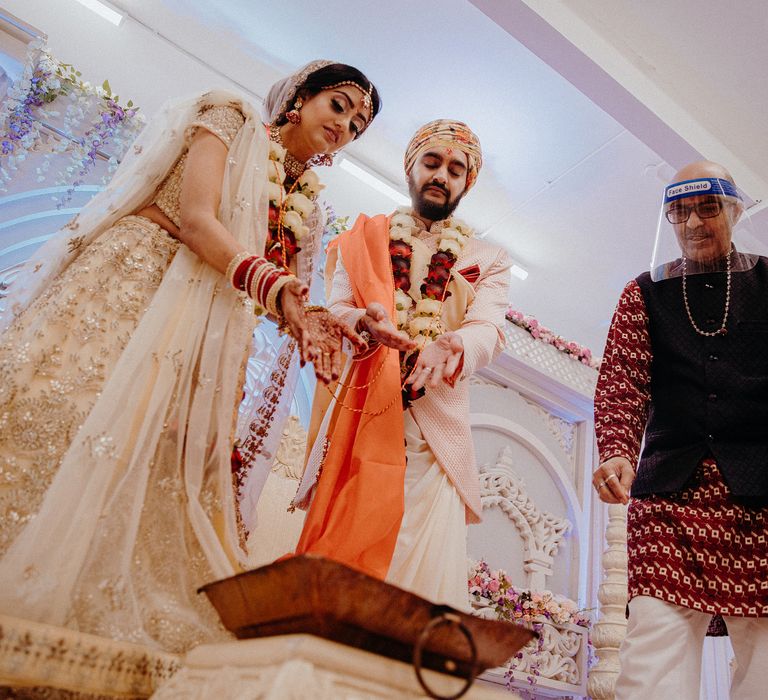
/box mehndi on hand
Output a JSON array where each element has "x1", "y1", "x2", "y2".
[{"x1": 303, "y1": 306, "x2": 366, "y2": 384}]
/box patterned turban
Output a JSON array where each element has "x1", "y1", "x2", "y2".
[{"x1": 404, "y1": 119, "x2": 483, "y2": 191}]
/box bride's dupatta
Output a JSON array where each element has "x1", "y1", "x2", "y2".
[{"x1": 0, "y1": 89, "x2": 269, "y2": 627}]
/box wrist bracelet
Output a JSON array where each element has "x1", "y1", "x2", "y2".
[{"x1": 225, "y1": 251, "x2": 252, "y2": 288}]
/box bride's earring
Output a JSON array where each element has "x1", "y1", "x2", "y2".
[{"x1": 285, "y1": 98, "x2": 303, "y2": 124}]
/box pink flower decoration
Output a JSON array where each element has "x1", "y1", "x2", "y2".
[{"x1": 506, "y1": 307, "x2": 602, "y2": 368}]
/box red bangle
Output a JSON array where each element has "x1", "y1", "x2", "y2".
[
  {"x1": 232, "y1": 256, "x2": 260, "y2": 291},
  {"x1": 254, "y1": 268, "x2": 288, "y2": 308},
  {"x1": 244, "y1": 258, "x2": 267, "y2": 295}
]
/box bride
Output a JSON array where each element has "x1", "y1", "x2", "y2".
[{"x1": 0, "y1": 60, "x2": 380, "y2": 653}]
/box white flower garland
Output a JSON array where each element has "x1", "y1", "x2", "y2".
[
  {"x1": 266, "y1": 140, "x2": 323, "y2": 245},
  {"x1": 389, "y1": 207, "x2": 473, "y2": 350}
]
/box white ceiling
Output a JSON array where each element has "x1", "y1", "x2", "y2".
[{"x1": 4, "y1": 0, "x2": 766, "y2": 356}]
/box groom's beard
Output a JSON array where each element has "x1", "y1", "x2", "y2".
[{"x1": 408, "y1": 176, "x2": 464, "y2": 222}]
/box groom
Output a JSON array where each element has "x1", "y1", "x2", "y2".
[{"x1": 293, "y1": 120, "x2": 512, "y2": 608}]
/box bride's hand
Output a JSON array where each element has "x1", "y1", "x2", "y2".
[
  {"x1": 277, "y1": 283, "x2": 365, "y2": 384},
  {"x1": 276, "y1": 279, "x2": 315, "y2": 365},
  {"x1": 304, "y1": 308, "x2": 366, "y2": 384}
]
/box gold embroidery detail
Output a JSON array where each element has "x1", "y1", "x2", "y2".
[
  {"x1": 153, "y1": 105, "x2": 245, "y2": 228},
  {"x1": 0, "y1": 218, "x2": 179, "y2": 558},
  {"x1": 67, "y1": 236, "x2": 86, "y2": 253}
]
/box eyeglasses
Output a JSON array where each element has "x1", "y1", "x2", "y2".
[{"x1": 665, "y1": 198, "x2": 722, "y2": 224}]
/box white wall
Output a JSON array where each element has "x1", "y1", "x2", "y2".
[{"x1": 1, "y1": 0, "x2": 276, "y2": 113}]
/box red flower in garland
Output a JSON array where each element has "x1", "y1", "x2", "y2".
[
  {"x1": 389, "y1": 240, "x2": 413, "y2": 259},
  {"x1": 265, "y1": 243, "x2": 284, "y2": 266},
  {"x1": 265, "y1": 219, "x2": 301, "y2": 268},
  {"x1": 394, "y1": 274, "x2": 411, "y2": 292},
  {"x1": 421, "y1": 281, "x2": 451, "y2": 300},
  {"x1": 268, "y1": 206, "x2": 280, "y2": 228},
  {"x1": 426, "y1": 264, "x2": 452, "y2": 284},
  {"x1": 432, "y1": 251, "x2": 455, "y2": 267},
  {"x1": 392, "y1": 257, "x2": 410, "y2": 275},
  {"x1": 281, "y1": 230, "x2": 301, "y2": 257}
]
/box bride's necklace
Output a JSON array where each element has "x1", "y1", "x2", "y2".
[{"x1": 268, "y1": 124, "x2": 307, "y2": 180}]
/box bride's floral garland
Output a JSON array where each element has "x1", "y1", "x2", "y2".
[
  {"x1": 388, "y1": 209, "x2": 473, "y2": 407},
  {"x1": 264, "y1": 139, "x2": 324, "y2": 270}
]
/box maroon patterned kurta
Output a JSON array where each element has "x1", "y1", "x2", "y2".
[{"x1": 596, "y1": 280, "x2": 768, "y2": 618}]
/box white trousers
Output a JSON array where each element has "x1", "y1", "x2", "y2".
[
  {"x1": 616, "y1": 596, "x2": 768, "y2": 700},
  {"x1": 385, "y1": 410, "x2": 469, "y2": 611}
]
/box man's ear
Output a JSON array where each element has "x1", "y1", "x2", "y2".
[{"x1": 728, "y1": 201, "x2": 745, "y2": 225}]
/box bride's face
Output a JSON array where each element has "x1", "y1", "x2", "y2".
[{"x1": 297, "y1": 86, "x2": 371, "y2": 155}]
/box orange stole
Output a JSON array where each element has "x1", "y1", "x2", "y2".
[{"x1": 294, "y1": 214, "x2": 406, "y2": 579}]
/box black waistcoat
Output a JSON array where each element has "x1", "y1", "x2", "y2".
[{"x1": 634, "y1": 257, "x2": 768, "y2": 499}]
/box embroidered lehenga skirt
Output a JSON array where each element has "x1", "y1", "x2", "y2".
[{"x1": 0, "y1": 216, "x2": 232, "y2": 652}]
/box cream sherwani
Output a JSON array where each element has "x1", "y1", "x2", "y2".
[{"x1": 324, "y1": 217, "x2": 511, "y2": 607}]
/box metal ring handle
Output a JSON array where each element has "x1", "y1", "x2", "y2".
[{"x1": 412, "y1": 612, "x2": 478, "y2": 700}]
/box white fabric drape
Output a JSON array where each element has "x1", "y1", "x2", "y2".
[{"x1": 386, "y1": 410, "x2": 470, "y2": 611}]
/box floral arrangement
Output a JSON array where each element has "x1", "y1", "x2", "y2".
[
  {"x1": 264, "y1": 138, "x2": 324, "y2": 270},
  {"x1": 506, "y1": 308, "x2": 601, "y2": 370},
  {"x1": 468, "y1": 560, "x2": 592, "y2": 694},
  {"x1": 0, "y1": 39, "x2": 144, "y2": 205},
  {"x1": 320, "y1": 203, "x2": 349, "y2": 247},
  {"x1": 468, "y1": 559, "x2": 590, "y2": 627},
  {"x1": 388, "y1": 209, "x2": 473, "y2": 407}
]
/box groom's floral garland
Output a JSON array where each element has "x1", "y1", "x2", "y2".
[
  {"x1": 264, "y1": 139, "x2": 324, "y2": 270},
  {"x1": 388, "y1": 209, "x2": 473, "y2": 407}
]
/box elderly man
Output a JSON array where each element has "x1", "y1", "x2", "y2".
[
  {"x1": 594, "y1": 160, "x2": 768, "y2": 699},
  {"x1": 292, "y1": 120, "x2": 511, "y2": 609}
]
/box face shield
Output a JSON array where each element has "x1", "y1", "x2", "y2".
[{"x1": 650, "y1": 177, "x2": 761, "y2": 281}]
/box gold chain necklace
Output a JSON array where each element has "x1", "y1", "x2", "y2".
[{"x1": 681, "y1": 249, "x2": 732, "y2": 337}]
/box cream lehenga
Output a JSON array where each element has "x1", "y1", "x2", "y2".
[{"x1": 0, "y1": 89, "x2": 310, "y2": 653}]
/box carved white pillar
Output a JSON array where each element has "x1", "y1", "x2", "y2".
[{"x1": 587, "y1": 504, "x2": 628, "y2": 699}]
